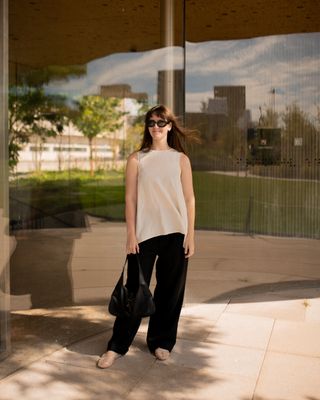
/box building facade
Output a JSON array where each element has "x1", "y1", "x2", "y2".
[{"x1": 1, "y1": 0, "x2": 320, "y2": 360}]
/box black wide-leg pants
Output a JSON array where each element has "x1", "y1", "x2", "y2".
[{"x1": 107, "y1": 233, "x2": 188, "y2": 355}]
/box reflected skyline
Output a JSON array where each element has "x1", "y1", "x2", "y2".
[
  {"x1": 186, "y1": 32, "x2": 320, "y2": 121},
  {"x1": 42, "y1": 32, "x2": 320, "y2": 122}
]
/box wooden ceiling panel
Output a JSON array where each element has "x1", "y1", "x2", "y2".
[{"x1": 9, "y1": 0, "x2": 320, "y2": 68}]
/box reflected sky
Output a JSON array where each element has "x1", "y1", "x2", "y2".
[
  {"x1": 186, "y1": 32, "x2": 320, "y2": 120},
  {"x1": 45, "y1": 46, "x2": 184, "y2": 110},
  {"x1": 45, "y1": 32, "x2": 320, "y2": 121}
]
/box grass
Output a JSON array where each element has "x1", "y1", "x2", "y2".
[
  {"x1": 193, "y1": 172, "x2": 320, "y2": 238},
  {"x1": 9, "y1": 169, "x2": 320, "y2": 238},
  {"x1": 10, "y1": 170, "x2": 125, "y2": 222}
]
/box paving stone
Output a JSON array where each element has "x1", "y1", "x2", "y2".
[
  {"x1": 207, "y1": 313, "x2": 274, "y2": 350},
  {"x1": 0, "y1": 359, "x2": 139, "y2": 400},
  {"x1": 187, "y1": 258, "x2": 217, "y2": 270},
  {"x1": 254, "y1": 352, "x2": 320, "y2": 400},
  {"x1": 169, "y1": 339, "x2": 265, "y2": 380},
  {"x1": 181, "y1": 302, "x2": 228, "y2": 320},
  {"x1": 48, "y1": 335, "x2": 155, "y2": 377},
  {"x1": 268, "y1": 320, "x2": 320, "y2": 357},
  {"x1": 226, "y1": 296, "x2": 307, "y2": 321},
  {"x1": 70, "y1": 270, "x2": 120, "y2": 288},
  {"x1": 72, "y1": 242, "x2": 121, "y2": 257},
  {"x1": 217, "y1": 259, "x2": 320, "y2": 279},
  {"x1": 185, "y1": 280, "x2": 251, "y2": 303},
  {"x1": 70, "y1": 256, "x2": 124, "y2": 271},
  {"x1": 127, "y1": 363, "x2": 256, "y2": 400},
  {"x1": 72, "y1": 286, "x2": 113, "y2": 303},
  {"x1": 188, "y1": 269, "x2": 293, "y2": 285},
  {"x1": 138, "y1": 316, "x2": 215, "y2": 342},
  {"x1": 306, "y1": 297, "x2": 320, "y2": 322}
]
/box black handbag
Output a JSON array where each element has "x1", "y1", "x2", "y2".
[{"x1": 108, "y1": 255, "x2": 156, "y2": 318}]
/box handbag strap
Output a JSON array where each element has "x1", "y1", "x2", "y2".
[
  {"x1": 121, "y1": 254, "x2": 147, "y2": 285},
  {"x1": 135, "y1": 254, "x2": 147, "y2": 285}
]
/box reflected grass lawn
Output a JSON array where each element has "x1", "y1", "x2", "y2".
[
  {"x1": 10, "y1": 170, "x2": 125, "y2": 222},
  {"x1": 9, "y1": 170, "x2": 320, "y2": 238},
  {"x1": 193, "y1": 172, "x2": 320, "y2": 238}
]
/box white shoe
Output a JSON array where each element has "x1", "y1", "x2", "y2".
[
  {"x1": 97, "y1": 351, "x2": 122, "y2": 369},
  {"x1": 155, "y1": 348, "x2": 170, "y2": 361}
]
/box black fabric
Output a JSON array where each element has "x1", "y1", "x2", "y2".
[
  {"x1": 107, "y1": 233, "x2": 188, "y2": 355},
  {"x1": 108, "y1": 255, "x2": 155, "y2": 318}
]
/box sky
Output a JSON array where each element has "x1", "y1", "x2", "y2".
[{"x1": 45, "y1": 32, "x2": 320, "y2": 122}]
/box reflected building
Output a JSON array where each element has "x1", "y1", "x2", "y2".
[
  {"x1": 213, "y1": 86, "x2": 246, "y2": 124},
  {"x1": 186, "y1": 85, "x2": 251, "y2": 170},
  {"x1": 15, "y1": 84, "x2": 149, "y2": 173},
  {"x1": 100, "y1": 84, "x2": 148, "y2": 104},
  {"x1": 16, "y1": 128, "x2": 114, "y2": 173}
]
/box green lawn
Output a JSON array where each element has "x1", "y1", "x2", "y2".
[
  {"x1": 9, "y1": 170, "x2": 320, "y2": 238},
  {"x1": 193, "y1": 172, "x2": 320, "y2": 238}
]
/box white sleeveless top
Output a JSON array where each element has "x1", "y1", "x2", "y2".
[{"x1": 135, "y1": 149, "x2": 188, "y2": 244}]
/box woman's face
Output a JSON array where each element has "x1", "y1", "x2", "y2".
[{"x1": 147, "y1": 113, "x2": 172, "y2": 144}]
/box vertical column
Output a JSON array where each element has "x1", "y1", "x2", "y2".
[
  {"x1": 159, "y1": 0, "x2": 185, "y2": 119},
  {"x1": 0, "y1": 0, "x2": 10, "y2": 360}
]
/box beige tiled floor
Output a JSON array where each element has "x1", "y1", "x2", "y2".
[
  {"x1": 268, "y1": 320, "x2": 320, "y2": 356},
  {"x1": 254, "y1": 352, "x2": 320, "y2": 400},
  {"x1": 2, "y1": 221, "x2": 320, "y2": 399},
  {"x1": 206, "y1": 313, "x2": 274, "y2": 349}
]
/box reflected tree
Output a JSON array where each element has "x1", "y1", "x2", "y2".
[
  {"x1": 258, "y1": 106, "x2": 279, "y2": 128},
  {"x1": 123, "y1": 101, "x2": 148, "y2": 157},
  {"x1": 281, "y1": 103, "x2": 319, "y2": 178},
  {"x1": 9, "y1": 64, "x2": 87, "y2": 170},
  {"x1": 8, "y1": 87, "x2": 70, "y2": 170},
  {"x1": 74, "y1": 96, "x2": 124, "y2": 176},
  {"x1": 11, "y1": 65, "x2": 86, "y2": 88}
]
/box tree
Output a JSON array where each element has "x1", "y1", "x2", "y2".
[
  {"x1": 200, "y1": 100, "x2": 208, "y2": 113},
  {"x1": 123, "y1": 101, "x2": 148, "y2": 157},
  {"x1": 281, "y1": 103, "x2": 318, "y2": 160},
  {"x1": 280, "y1": 103, "x2": 319, "y2": 179},
  {"x1": 258, "y1": 106, "x2": 279, "y2": 128},
  {"x1": 8, "y1": 87, "x2": 69, "y2": 170},
  {"x1": 74, "y1": 96, "x2": 124, "y2": 176},
  {"x1": 12, "y1": 65, "x2": 86, "y2": 87},
  {"x1": 8, "y1": 65, "x2": 87, "y2": 170}
]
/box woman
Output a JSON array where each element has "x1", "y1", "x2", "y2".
[{"x1": 97, "y1": 104, "x2": 196, "y2": 368}]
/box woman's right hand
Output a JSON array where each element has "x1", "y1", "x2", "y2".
[{"x1": 126, "y1": 233, "x2": 139, "y2": 254}]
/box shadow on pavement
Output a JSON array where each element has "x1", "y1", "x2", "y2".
[{"x1": 208, "y1": 279, "x2": 320, "y2": 303}]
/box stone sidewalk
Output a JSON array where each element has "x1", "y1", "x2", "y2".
[{"x1": 1, "y1": 221, "x2": 320, "y2": 400}]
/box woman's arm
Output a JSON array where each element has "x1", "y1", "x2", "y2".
[
  {"x1": 180, "y1": 153, "x2": 195, "y2": 258},
  {"x1": 125, "y1": 152, "x2": 139, "y2": 254}
]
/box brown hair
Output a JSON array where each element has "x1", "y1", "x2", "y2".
[{"x1": 138, "y1": 105, "x2": 199, "y2": 154}]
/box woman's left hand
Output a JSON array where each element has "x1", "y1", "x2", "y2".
[{"x1": 183, "y1": 234, "x2": 195, "y2": 258}]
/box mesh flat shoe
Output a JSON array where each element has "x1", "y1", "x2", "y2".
[
  {"x1": 97, "y1": 351, "x2": 122, "y2": 369},
  {"x1": 155, "y1": 348, "x2": 170, "y2": 361}
]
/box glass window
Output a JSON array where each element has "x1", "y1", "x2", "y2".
[
  {"x1": 5, "y1": 0, "x2": 185, "y2": 370},
  {"x1": 186, "y1": 33, "x2": 320, "y2": 238}
]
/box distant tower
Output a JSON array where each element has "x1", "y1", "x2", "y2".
[
  {"x1": 213, "y1": 86, "x2": 246, "y2": 123},
  {"x1": 269, "y1": 88, "x2": 276, "y2": 114}
]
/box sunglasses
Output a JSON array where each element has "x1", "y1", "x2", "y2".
[{"x1": 147, "y1": 119, "x2": 170, "y2": 128}]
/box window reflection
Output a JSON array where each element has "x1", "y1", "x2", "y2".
[
  {"x1": 6, "y1": 2, "x2": 186, "y2": 369},
  {"x1": 186, "y1": 33, "x2": 320, "y2": 238},
  {"x1": 9, "y1": 45, "x2": 184, "y2": 231},
  {"x1": 8, "y1": 41, "x2": 184, "y2": 317}
]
